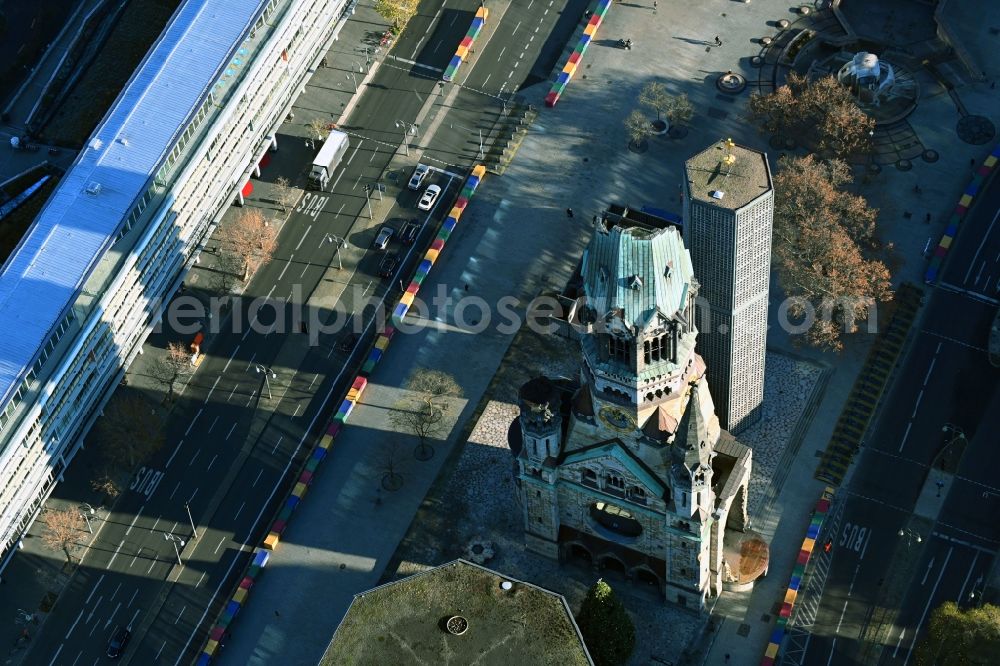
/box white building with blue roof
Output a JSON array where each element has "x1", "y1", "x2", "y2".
[{"x1": 0, "y1": 0, "x2": 350, "y2": 572}]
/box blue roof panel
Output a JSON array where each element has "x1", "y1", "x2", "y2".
[{"x1": 0, "y1": 0, "x2": 268, "y2": 405}]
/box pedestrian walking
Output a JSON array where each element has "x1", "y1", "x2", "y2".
[
  {"x1": 714, "y1": 35, "x2": 722, "y2": 46},
  {"x1": 925, "y1": 213, "x2": 931, "y2": 224},
  {"x1": 724, "y1": 655, "x2": 730, "y2": 664},
  {"x1": 566, "y1": 208, "x2": 574, "y2": 219},
  {"x1": 653, "y1": 0, "x2": 657, "y2": 10},
  {"x1": 274, "y1": 610, "x2": 280, "y2": 617},
  {"x1": 464, "y1": 283, "x2": 469, "y2": 292}
]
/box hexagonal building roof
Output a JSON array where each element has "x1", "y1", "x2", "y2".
[{"x1": 684, "y1": 138, "x2": 772, "y2": 211}]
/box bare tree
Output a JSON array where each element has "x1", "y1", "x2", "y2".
[
  {"x1": 639, "y1": 82, "x2": 670, "y2": 123},
  {"x1": 95, "y1": 393, "x2": 166, "y2": 469},
  {"x1": 374, "y1": 0, "x2": 419, "y2": 32},
  {"x1": 150, "y1": 342, "x2": 192, "y2": 402},
  {"x1": 307, "y1": 118, "x2": 329, "y2": 143},
  {"x1": 623, "y1": 109, "x2": 653, "y2": 149},
  {"x1": 378, "y1": 441, "x2": 404, "y2": 490},
  {"x1": 772, "y1": 154, "x2": 892, "y2": 351},
  {"x1": 747, "y1": 72, "x2": 875, "y2": 158},
  {"x1": 213, "y1": 250, "x2": 243, "y2": 295},
  {"x1": 216, "y1": 208, "x2": 278, "y2": 282},
  {"x1": 665, "y1": 92, "x2": 694, "y2": 127},
  {"x1": 390, "y1": 369, "x2": 463, "y2": 460},
  {"x1": 91, "y1": 470, "x2": 122, "y2": 504},
  {"x1": 40, "y1": 509, "x2": 84, "y2": 565},
  {"x1": 272, "y1": 176, "x2": 298, "y2": 213}
]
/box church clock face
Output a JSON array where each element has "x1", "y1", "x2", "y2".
[{"x1": 598, "y1": 406, "x2": 636, "y2": 432}]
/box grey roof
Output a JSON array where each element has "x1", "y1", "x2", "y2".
[
  {"x1": 0, "y1": 0, "x2": 269, "y2": 405},
  {"x1": 684, "y1": 139, "x2": 772, "y2": 210},
  {"x1": 580, "y1": 223, "x2": 694, "y2": 332}
]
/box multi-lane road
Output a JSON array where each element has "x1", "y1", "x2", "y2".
[
  {"x1": 796, "y1": 170, "x2": 1000, "y2": 665},
  {"x1": 22, "y1": 0, "x2": 581, "y2": 664}
]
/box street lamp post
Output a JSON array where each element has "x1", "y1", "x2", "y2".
[
  {"x1": 353, "y1": 60, "x2": 365, "y2": 74},
  {"x1": 79, "y1": 503, "x2": 96, "y2": 534},
  {"x1": 254, "y1": 363, "x2": 277, "y2": 400},
  {"x1": 184, "y1": 502, "x2": 198, "y2": 539},
  {"x1": 323, "y1": 233, "x2": 347, "y2": 269},
  {"x1": 449, "y1": 122, "x2": 484, "y2": 159},
  {"x1": 164, "y1": 533, "x2": 185, "y2": 566},
  {"x1": 394, "y1": 120, "x2": 415, "y2": 156},
  {"x1": 346, "y1": 72, "x2": 358, "y2": 93},
  {"x1": 897, "y1": 528, "x2": 922, "y2": 546},
  {"x1": 363, "y1": 184, "x2": 374, "y2": 219}
]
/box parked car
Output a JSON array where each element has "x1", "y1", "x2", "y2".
[
  {"x1": 107, "y1": 626, "x2": 130, "y2": 659},
  {"x1": 408, "y1": 164, "x2": 430, "y2": 190},
  {"x1": 399, "y1": 219, "x2": 420, "y2": 245},
  {"x1": 417, "y1": 184, "x2": 441, "y2": 211},
  {"x1": 373, "y1": 226, "x2": 393, "y2": 250},
  {"x1": 378, "y1": 252, "x2": 400, "y2": 278}
]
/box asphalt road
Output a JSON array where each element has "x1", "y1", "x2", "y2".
[
  {"x1": 798, "y1": 174, "x2": 1000, "y2": 665},
  {"x1": 21, "y1": 0, "x2": 575, "y2": 663}
]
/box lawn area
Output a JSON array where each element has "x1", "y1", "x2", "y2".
[{"x1": 39, "y1": 0, "x2": 181, "y2": 147}]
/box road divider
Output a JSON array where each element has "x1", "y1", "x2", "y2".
[
  {"x1": 925, "y1": 144, "x2": 1000, "y2": 283},
  {"x1": 545, "y1": 1, "x2": 611, "y2": 108},
  {"x1": 442, "y1": 7, "x2": 488, "y2": 83},
  {"x1": 193, "y1": 165, "x2": 487, "y2": 665},
  {"x1": 761, "y1": 487, "x2": 835, "y2": 666}
]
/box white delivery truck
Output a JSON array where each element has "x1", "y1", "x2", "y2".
[{"x1": 309, "y1": 129, "x2": 350, "y2": 190}]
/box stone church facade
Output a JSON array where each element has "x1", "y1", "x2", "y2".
[{"x1": 516, "y1": 216, "x2": 755, "y2": 609}]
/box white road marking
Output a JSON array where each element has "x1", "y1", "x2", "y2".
[
  {"x1": 150, "y1": 517, "x2": 160, "y2": 533},
  {"x1": 196, "y1": 571, "x2": 207, "y2": 588},
  {"x1": 126, "y1": 608, "x2": 140, "y2": 630},
  {"x1": 85, "y1": 575, "x2": 105, "y2": 604},
  {"x1": 124, "y1": 507, "x2": 144, "y2": 536},
  {"x1": 835, "y1": 564, "x2": 861, "y2": 634},
  {"x1": 246, "y1": 352, "x2": 257, "y2": 369},
  {"x1": 956, "y1": 551, "x2": 980, "y2": 602},
  {"x1": 215, "y1": 537, "x2": 226, "y2": 554},
  {"x1": 222, "y1": 336, "x2": 246, "y2": 372},
  {"x1": 271, "y1": 435, "x2": 284, "y2": 456},
  {"x1": 204, "y1": 377, "x2": 221, "y2": 404},
  {"x1": 226, "y1": 422, "x2": 237, "y2": 440},
  {"x1": 234, "y1": 501, "x2": 246, "y2": 520},
  {"x1": 512, "y1": 20, "x2": 521, "y2": 34},
  {"x1": 252, "y1": 469, "x2": 264, "y2": 487},
  {"x1": 300, "y1": 263, "x2": 309, "y2": 278},
  {"x1": 156, "y1": 641, "x2": 168, "y2": 660},
  {"x1": 903, "y1": 546, "x2": 953, "y2": 665},
  {"x1": 892, "y1": 628, "x2": 907, "y2": 658},
  {"x1": 187, "y1": 488, "x2": 198, "y2": 505},
  {"x1": 127, "y1": 589, "x2": 138, "y2": 608},
  {"x1": 147, "y1": 558, "x2": 157, "y2": 574},
  {"x1": 174, "y1": 606, "x2": 186, "y2": 625},
  {"x1": 911, "y1": 389, "x2": 923, "y2": 419},
  {"x1": 295, "y1": 224, "x2": 312, "y2": 251},
  {"x1": 921, "y1": 557, "x2": 935, "y2": 585},
  {"x1": 189, "y1": 449, "x2": 200, "y2": 466},
  {"x1": 898, "y1": 422, "x2": 913, "y2": 452},
  {"x1": 923, "y1": 358, "x2": 936, "y2": 386},
  {"x1": 169, "y1": 481, "x2": 181, "y2": 500},
  {"x1": 86, "y1": 596, "x2": 102, "y2": 624},
  {"x1": 107, "y1": 540, "x2": 125, "y2": 570},
  {"x1": 207, "y1": 453, "x2": 219, "y2": 471},
  {"x1": 278, "y1": 254, "x2": 294, "y2": 280},
  {"x1": 245, "y1": 389, "x2": 257, "y2": 407},
  {"x1": 185, "y1": 408, "x2": 203, "y2": 436},
  {"x1": 309, "y1": 374, "x2": 319, "y2": 390},
  {"x1": 293, "y1": 404, "x2": 301, "y2": 417},
  {"x1": 110, "y1": 582, "x2": 122, "y2": 601},
  {"x1": 962, "y1": 207, "x2": 1000, "y2": 285},
  {"x1": 47, "y1": 645, "x2": 63, "y2": 666},
  {"x1": 104, "y1": 601, "x2": 122, "y2": 629},
  {"x1": 228, "y1": 384, "x2": 239, "y2": 402},
  {"x1": 66, "y1": 608, "x2": 85, "y2": 638},
  {"x1": 207, "y1": 416, "x2": 219, "y2": 433},
  {"x1": 497, "y1": 47, "x2": 506, "y2": 60}
]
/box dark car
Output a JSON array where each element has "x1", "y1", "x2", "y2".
[
  {"x1": 399, "y1": 219, "x2": 420, "y2": 245},
  {"x1": 378, "y1": 252, "x2": 400, "y2": 278},
  {"x1": 107, "y1": 626, "x2": 130, "y2": 659}
]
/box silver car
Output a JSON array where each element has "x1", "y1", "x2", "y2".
[
  {"x1": 373, "y1": 226, "x2": 393, "y2": 250},
  {"x1": 418, "y1": 184, "x2": 442, "y2": 211}
]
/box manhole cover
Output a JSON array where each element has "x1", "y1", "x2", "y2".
[
  {"x1": 750, "y1": 55, "x2": 763, "y2": 67},
  {"x1": 922, "y1": 149, "x2": 939, "y2": 163},
  {"x1": 737, "y1": 623, "x2": 751, "y2": 637},
  {"x1": 896, "y1": 159, "x2": 913, "y2": 171},
  {"x1": 956, "y1": 115, "x2": 996, "y2": 145}
]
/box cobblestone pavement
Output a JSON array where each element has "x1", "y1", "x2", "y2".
[{"x1": 389, "y1": 325, "x2": 825, "y2": 664}]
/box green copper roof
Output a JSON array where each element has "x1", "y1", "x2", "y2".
[{"x1": 581, "y1": 224, "x2": 694, "y2": 332}]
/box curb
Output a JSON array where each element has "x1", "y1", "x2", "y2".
[{"x1": 924, "y1": 143, "x2": 1000, "y2": 283}]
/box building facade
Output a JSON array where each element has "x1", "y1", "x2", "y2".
[
  {"x1": 0, "y1": 0, "x2": 351, "y2": 574},
  {"x1": 682, "y1": 139, "x2": 773, "y2": 434},
  {"x1": 516, "y1": 218, "x2": 756, "y2": 609}
]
